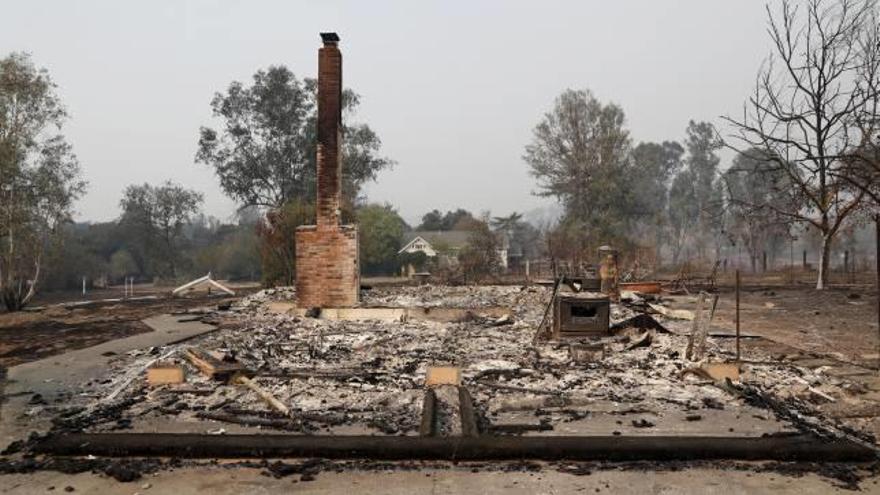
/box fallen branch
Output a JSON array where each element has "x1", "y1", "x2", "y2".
[{"x1": 235, "y1": 375, "x2": 290, "y2": 417}]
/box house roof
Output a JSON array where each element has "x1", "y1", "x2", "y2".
[{"x1": 400, "y1": 230, "x2": 472, "y2": 253}]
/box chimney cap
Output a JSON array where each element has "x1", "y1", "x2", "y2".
[{"x1": 320, "y1": 32, "x2": 340, "y2": 44}]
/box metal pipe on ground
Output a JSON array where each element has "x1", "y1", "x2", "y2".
[{"x1": 34, "y1": 433, "x2": 875, "y2": 462}]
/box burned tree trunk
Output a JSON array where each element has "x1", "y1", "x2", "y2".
[{"x1": 817, "y1": 235, "x2": 832, "y2": 290}]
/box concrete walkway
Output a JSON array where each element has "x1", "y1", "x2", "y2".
[{"x1": 0, "y1": 314, "x2": 216, "y2": 447}]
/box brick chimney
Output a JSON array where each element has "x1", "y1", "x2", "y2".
[
  {"x1": 317, "y1": 32, "x2": 342, "y2": 229},
  {"x1": 294, "y1": 32, "x2": 360, "y2": 309}
]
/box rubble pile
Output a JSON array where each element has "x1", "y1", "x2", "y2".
[{"x1": 28, "y1": 285, "x2": 876, "y2": 445}]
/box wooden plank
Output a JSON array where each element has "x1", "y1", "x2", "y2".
[
  {"x1": 183, "y1": 348, "x2": 247, "y2": 381},
  {"x1": 235, "y1": 375, "x2": 290, "y2": 416},
  {"x1": 147, "y1": 363, "x2": 185, "y2": 386}
]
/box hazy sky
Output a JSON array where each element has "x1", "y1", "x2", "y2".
[{"x1": 1, "y1": 1, "x2": 768, "y2": 225}]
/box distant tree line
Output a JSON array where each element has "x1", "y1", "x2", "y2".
[
  {"x1": 523, "y1": 0, "x2": 880, "y2": 290},
  {"x1": 41, "y1": 183, "x2": 262, "y2": 292},
  {"x1": 524, "y1": 89, "x2": 727, "y2": 269}
]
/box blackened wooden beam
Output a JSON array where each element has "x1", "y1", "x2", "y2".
[
  {"x1": 458, "y1": 386, "x2": 479, "y2": 437},
  {"x1": 418, "y1": 389, "x2": 437, "y2": 437},
  {"x1": 34, "y1": 433, "x2": 875, "y2": 462}
]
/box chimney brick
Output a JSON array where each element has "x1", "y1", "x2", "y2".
[
  {"x1": 316, "y1": 39, "x2": 342, "y2": 228},
  {"x1": 294, "y1": 33, "x2": 360, "y2": 309}
]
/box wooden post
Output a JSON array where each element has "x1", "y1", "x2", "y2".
[
  {"x1": 803, "y1": 250, "x2": 807, "y2": 269},
  {"x1": 844, "y1": 250, "x2": 849, "y2": 275},
  {"x1": 82, "y1": 276, "x2": 86, "y2": 296},
  {"x1": 762, "y1": 251, "x2": 767, "y2": 273},
  {"x1": 735, "y1": 269, "x2": 741, "y2": 362}
]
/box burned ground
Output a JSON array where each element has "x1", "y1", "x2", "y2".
[
  {"x1": 0, "y1": 292, "x2": 247, "y2": 368},
  {"x1": 0, "y1": 283, "x2": 878, "y2": 490}
]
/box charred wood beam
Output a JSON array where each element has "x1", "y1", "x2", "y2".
[
  {"x1": 458, "y1": 386, "x2": 479, "y2": 437},
  {"x1": 475, "y1": 380, "x2": 559, "y2": 396},
  {"x1": 35, "y1": 433, "x2": 875, "y2": 462},
  {"x1": 489, "y1": 423, "x2": 554, "y2": 434},
  {"x1": 219, "y1": 407, "x2": 349, "y2": 426},
  {"x1": 419, "y1": 389, "x2": 437, "y2": 437},
  {"x1": 195, "y1": 411, "x2": 303, "y2": 431}
]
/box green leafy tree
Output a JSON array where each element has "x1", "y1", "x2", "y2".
[
  {"x1": 663, "y1": 122, "x2": 724, "y2": 266},
  {"x1": 109, "y1": 249, "x2": 138, "y2": 282},
  {"x1": 683, "y1": 121, "x2": 723, "y2": 260},
  {"x1": 196, "y1": 66, "x2": 392, "y2": 210},
  {"x1": 256, "y1": 199, "x2": 314, "y2": 286},
  {"x1": 524, "y1": 89, "x2": 633, "y2": 255},
  {"x1": 667, "y1": 169, "x2": 699, "y2": 265},
  {"x1": 358, "y1": 203, "x2": 408, "y2": 275},
  {"x1": 458, "y1": 218, "x2": 500, "y2": 283},
  {"x1": 0, "y1": 53, "x2": 86, "y2": 310},
  {"x1": 417, "y1": 210, "x2": 444, "y2": 230},
  {"x1": 119, "y1": 181, "x2": 203, "y2": 279},
  {"x1": 724, "y1": 149, "x2": 801, "y2": 271},
  {"x1": 417, "y1": 209, "x2": 477, "y2": 231},
  {"x1": 631, "y1": 141, "x2": 684, "y2": 261},
  {"x1": 491, "y1": 212, "x2": 542, "y2": 264},
  {"x1": 490, "y1": 212, "x2": 523, "y2": 233}
]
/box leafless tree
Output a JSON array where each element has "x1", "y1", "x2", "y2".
[{"x1": 724, "y1": 0, "x2": 879, "y2": 289}]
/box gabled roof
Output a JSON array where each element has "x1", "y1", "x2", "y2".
[
  {"x1": 399, "y1": 230, "x2": 472, "y2": 254},
  {"x1": 398, "y1": 235, "x2": 430, "y2": 254}
]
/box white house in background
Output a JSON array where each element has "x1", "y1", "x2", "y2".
[
  {"x1": 398, "y1": 230, "x2": 510, "y2": 271},
  {"x1": 398, "y1": 235, "x2": 437, "y2": 257}
]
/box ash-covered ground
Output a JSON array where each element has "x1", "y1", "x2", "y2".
[{"x1": 24, "y1": 285, "x2": 875, "y2": 447}]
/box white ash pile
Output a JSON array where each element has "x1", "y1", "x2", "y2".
[
  {"x1": 232, "y1": 286, "x2": 296, "y2": 312},
  {"x1": 37, "y1": 285, "x2": 875, "y2": 444},
  {"x1": 361, "y1": 284, "x2": 530, "y2": 309}
]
